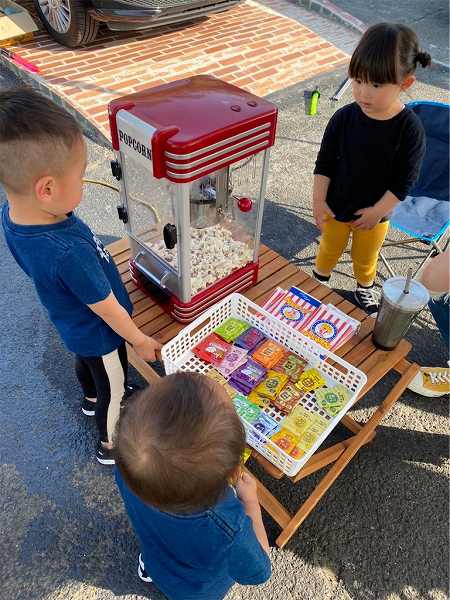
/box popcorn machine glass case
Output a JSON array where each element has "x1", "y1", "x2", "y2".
[{"x1": 109, "y1": 76, "x2": 278, "y2": 322}]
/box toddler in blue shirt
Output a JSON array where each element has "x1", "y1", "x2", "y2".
[
  {"x1": 114, "y1": 372, "x2": 271, "y2": 600},
  {"x1": 0, "y1": 88, "x2": 161, "y2": 464}
]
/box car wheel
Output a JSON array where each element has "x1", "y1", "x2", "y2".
[{"x1": 34, "y1": 0, "x2": 99, "y2": 47}]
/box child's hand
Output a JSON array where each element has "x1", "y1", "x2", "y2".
[
  {"x1": 236, "y1": 471, "x2": 259, "y2": 506},
  {"x1": 353, "y1": 207, "x2": 384, "y2": 229},
  {"x1": 133, "y1": 335, "x2": 162, "y2": 362},
  {"x1": 313, "y1": 199, "x2": 335, "y2": 232}
]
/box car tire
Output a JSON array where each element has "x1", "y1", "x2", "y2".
[{"x1": 34, "y1": 0, "x2": 99, "y2": 47}]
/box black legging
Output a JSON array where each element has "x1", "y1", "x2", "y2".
[{"x1": 75, "y1": 342, "x2": 128, "y2": 443}]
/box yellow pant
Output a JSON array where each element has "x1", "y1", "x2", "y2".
[{"x1": 315, "y1": 217, "x2": 389, "y2": 287}]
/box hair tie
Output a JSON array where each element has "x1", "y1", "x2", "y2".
[{"x1": 415, "y1": 51, "x2": 432, "y2": 68}]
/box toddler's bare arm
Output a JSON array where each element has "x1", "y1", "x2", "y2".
[
  {"x1": 236, "y1": 471, "x2": 270, "y2": 554},
  {"x1": 88, "y1": 292, "x2": 161, "y2": 361}
]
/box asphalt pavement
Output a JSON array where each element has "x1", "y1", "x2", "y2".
[
  {"x1": 331, "y1": 0, "x2": 450, "y2": 68},
  {"x1": 0, "y1": 20, "x2": 449, "y2": 600}
]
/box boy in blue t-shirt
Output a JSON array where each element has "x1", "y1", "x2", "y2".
[
  {"x1": 0, "y1": 89, "x2": 161, "y2": 465},
  {"x1": 114, "y1": 372, "x2": 271, "y2": 600}
]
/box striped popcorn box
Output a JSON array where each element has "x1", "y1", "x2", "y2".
[
  {"x1": 262, "y1": 287, "x2": 287, "y2": 313},
  {"x1": 301, "y1": 304, "x2": 359, "y2": 351},
  {"x1": 263, "y1": 286, "x2": 321, "y2": 331}
]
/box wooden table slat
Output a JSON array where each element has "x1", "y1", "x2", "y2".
[{"x1": 107, "y1": 238, "x2": 131, "y2": 258}]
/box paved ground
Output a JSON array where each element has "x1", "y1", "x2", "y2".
[
  {"x1": 330, "y1": 0, "x2": 449, "y2": 68},
  {"x1": 3, "y1": 0, "x2": 353, "y2": 139},
  {"x1": 1, "y1": 4, "x2": 449, "y2": 599}
]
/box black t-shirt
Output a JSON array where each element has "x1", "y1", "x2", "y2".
[{"x1": 314, "y1": 102, "x2": 425, "y2": 222}]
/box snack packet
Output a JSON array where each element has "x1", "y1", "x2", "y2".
[
  {"x1": 295, "y1": 368, "x2": 326, "y2": 393},
  {"x1": 206, "y1": 370, "x2": 238, "y2": 399},
  {"x1": 234, "y1": 327, "x2": 267, "y2": 352},
  {"x1": 308, "y1": 413, "x2": 329, "y2": 435},
  {"x1": 253, "y1": 370, "x2": 289, "y2": 400},
  {"x1": 251, "y1": 412, "x2": 279, "y2": 438},
  {"x1": 271, "y1": 428, "x2": 300, "y2": 454},
  {"x1": 217, "y1": 346, "x2": 248, "y2": 377},
  {"x1": 232, "y1": 394, "x2": 261, "y2": 423},
  {"x1": 252, "y1": 339, "x2": 286, "y2": 369},
  {"x1": 193, "y1": 333, "x2": 230, "y2": 365},
  {"x1": 215, "y1": 318, "x2": 249, "y2": 343},
  {"x1": 229, "y1": 359, "x2": 267, "y2": 395},
  {"x1": 242, "y1": 447, "x2": 252, "y2": 464},
  {"x1": 296, "y1": 428, "x2": 320, "y2": 452},
  {"x1": 290, "y1": 446, "x2": 305, "y2": 460},
  {"x1": 315, "y1": 384, "x2": 351, "y2": 417},
  {"x1": 272, "y1": 382, "x2": 302, "y2": 414},
  {"x1": 273, "y1": 353, "x2": 307, "y2": 382},
  {"x1": 248, "y1": 390, "x2": 271, "y2": 409},
  {"x1": 283, "y1": 405, "x2": 315, "y2": 436},
  {"x1": 205, "y1": 369, "x2": 228, "y2": 385}
]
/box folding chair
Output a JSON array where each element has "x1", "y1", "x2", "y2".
[{"x1": 379, "y1": 101, "x2": 450, "y2": 278}]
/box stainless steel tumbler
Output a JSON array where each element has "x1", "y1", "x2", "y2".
[{"x1": 372, "y1": 276, "x2": 430, "y2": 350}]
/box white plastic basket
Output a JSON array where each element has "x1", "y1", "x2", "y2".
[{"x1": 161, "y1": 293, "x2": 367, "y2": 477}]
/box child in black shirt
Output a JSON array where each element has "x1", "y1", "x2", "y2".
[{"x1": 313, "y1": 23, "x2": 431, "y2": 314}]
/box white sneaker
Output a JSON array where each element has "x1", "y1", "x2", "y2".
[
  {"x1": 408, "y1": 366, "x2": 450, "y2": 397},
  {"x1": 138, "y1": 553, "x2": 152, "y2": 583}
]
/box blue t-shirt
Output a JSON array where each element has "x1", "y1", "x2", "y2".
[
  {"x1": 1, "y1": 204, "x2": 132, "y2": 356},
  {"x1": 115, "y1": 470, "x2": 271, "y2": 600}
]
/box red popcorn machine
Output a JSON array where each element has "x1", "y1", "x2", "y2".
[{"x1": 108, "y1": 76, "x2": 278, "y2": 322}]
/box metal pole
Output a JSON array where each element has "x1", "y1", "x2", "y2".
[
  {"x1": 176, "y1": 183, "x2": 192, "y2": 302},
  {"x1": 330, "y1": 78, "x2": 352, "y2": 102},
  {"x1": 253, "y1": 148, "x2": 271, "y2": 263}
]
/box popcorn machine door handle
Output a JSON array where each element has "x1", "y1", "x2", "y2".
[
  {"x1": 163, "y1": 223, "x2": 177, "y2": 249},
  {"x1": 134, "y1": 252, "x2": 170, "y2": 289}
]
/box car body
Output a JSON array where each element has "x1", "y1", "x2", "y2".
[{"x1": 34, "y1": 0, "x2": 241, "y2": 47}]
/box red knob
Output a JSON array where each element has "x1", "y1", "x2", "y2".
[{"x1": 237, "y1": 197, "x2": 253, "y2": 212}]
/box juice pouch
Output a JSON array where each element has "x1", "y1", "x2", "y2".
[
  {"x1": 252, "y1": 339, "x2": 286, "y2": 369},
  {"x1": 295, "y1": 368, "x2": 326, "y2": 393},
  {"x1": 271, "y1": 428, "x2": 300, "y2": 454},
  {"x1": 283, "y1": 405, "x2": 315, "y2": 436},
  {"x1": 273, "y1": 353, "x2": 307, "y2": 383},
  {"x1": 215, "y1": 318, "x2": 249, "y2": 343},
  {"x1": 217, "y1": 346, "x2": 248, "y2": 378},
  {"x1": 315, "y1": 384, "x2": 351, "y2": 417},
  {"x1": 234, "y1": 327, "x2": 267, "y2": 352},
  {"x1": 253, "y1": 370, "x2": 289, "y2": 400},
  {"x1": 272, "y1": 382, "x2": 302, "y2": 415},
  {"x1": 193, "y1": 333, "x2": 230, "y2": 365},
  {"x1": 232, "y1": 394, "x2": 261, "y2": 423}
]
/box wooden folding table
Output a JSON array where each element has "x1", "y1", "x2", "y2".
[{"x1": 108, "y1": 238, "x2": 418, "y2": 548}]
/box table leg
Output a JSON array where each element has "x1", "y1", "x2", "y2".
[
  {"x1": 275, "y1": 362, "x2": 419, "y2": 548},
  {"x1": 126, "y1": 342, "x2": 161, "y2": 384}
]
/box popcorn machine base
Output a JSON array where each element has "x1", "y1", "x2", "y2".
[{"x1": 129, "y1": 257, "x2": 258, "y2": 323}]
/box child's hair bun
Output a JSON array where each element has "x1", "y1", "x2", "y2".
[{"x1": 415, "y1": 51, "x2": 432, "y2": 68}]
